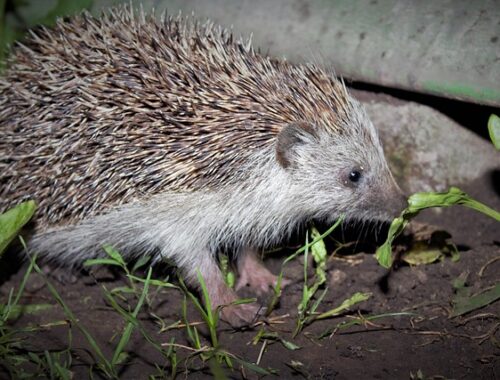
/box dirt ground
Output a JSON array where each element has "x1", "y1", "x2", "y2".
[{"x1": 1, "y1": 103, "x2": 499, "y2": 379}]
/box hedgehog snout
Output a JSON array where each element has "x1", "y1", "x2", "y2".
[
  {"x1": 357, "y1": 173, "x2": 408, "y2": 222},
  {"x1": 375, "y1": 177, "x2": 408, "y2": 220},
  {"x1": 386, "y1": 187, "x2": 408, "y2": 219}
]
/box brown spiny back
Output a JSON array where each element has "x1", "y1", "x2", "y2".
[{"x1": 0, "y1": 6, "x2": 352, "y2": 226}]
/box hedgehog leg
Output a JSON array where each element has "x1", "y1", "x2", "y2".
[
  {"x1": 235, "y1": 248, "x2": 291, "y2": 295},
  {"x1": 189, "y1": 252, "x2": 262, "y2": 327}
]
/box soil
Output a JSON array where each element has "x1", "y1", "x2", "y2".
[{"x1": 1, "y1": 98, "x2": 499, "y2": 379}]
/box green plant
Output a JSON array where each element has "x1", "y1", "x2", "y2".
[
  {"x1": 0, "y1": 200, "x2": 36, "y2": 258},
  {"x1": 488, "y1": 114, "x2": 500, "y2": 150},
  {"x1": 377, "y1": 114, "x2": 500, "y2": 268},
  {"x1": 376, "y1": 187, "x2": 500, "y2": 268},
  {"x1": 178, "y1": 273, "x2": 273, "y2": 377}
]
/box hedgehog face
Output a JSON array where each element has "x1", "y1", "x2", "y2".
[{"x1": 275, "y1": 118, "x2": 406, "y2": 222}]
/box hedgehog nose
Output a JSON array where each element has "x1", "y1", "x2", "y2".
[{"x1": 388, "y1": 188, "x2": 408, "y2": 218}]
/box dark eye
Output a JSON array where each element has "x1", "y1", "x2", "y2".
[{"x1": 349, "y1": 170, "x2": 362, "y2": 183}]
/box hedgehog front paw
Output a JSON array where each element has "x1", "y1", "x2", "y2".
[
  {"x1": 219, "y1": 302, "x2": 264, "y2": 328},
  {"x1": 236, "y1": 249, "x2": 291, "y2": 295},
  {"x1": 206, "y1": 277, "x2": 263, "y2": 327}
]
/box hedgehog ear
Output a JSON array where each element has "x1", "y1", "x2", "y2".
[{"x1": 276, "y1": 122, "x2": 317, "y2": 169}]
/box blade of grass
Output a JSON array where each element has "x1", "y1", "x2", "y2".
[
  {"x1": 196, "y1": 271, "x2": 218, "y2": 348},
  {"x1": 1, "y1": 244, "x2": 37, "y2": 323},
  {"x1": 228, "y1": 353, "x2": 275, "y2": 376},
  {"x1": 283, "y1": 216, "x2": 344, "y2": 266},
  {"x1": 294, "y1": 219, "x2": 344, "y2": 336},
  {"x1": 111, "y1": 267, "x2": 153, "y2": 366},
  {"x1": 318, "y1": 311, "x2": 416, "y2": 338},
  {"x1": 127, "y1": 275, "x2": 177, "y2": 288},
  {"x1": 30, "y1": 259, "x2": 115, "y2": 378},
  {"x1": 208, "y1": 357, "x2": 229, "y2": 380},
  {"x1": 315, "y1": 292, "x2": 372, "y2": 320}
]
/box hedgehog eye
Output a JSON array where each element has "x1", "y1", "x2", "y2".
[
  {"x1": 343, "y1": 167, "x2": 363, "y2": 187},
  {"x1": 349, "y1": 170, "x2": 361, "y2": 183}
]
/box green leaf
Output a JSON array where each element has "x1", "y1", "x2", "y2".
[
  {"x1": 131, "y1": 256, "x2": 150, "y2": 272},
  {"x1": 83, "y1": 258, "x2": 123, "y2": 267},
  {"x1": 0, "y1": 303, "x2": 53, "y2": 321},
  {"x1": 488, "y1": 114, "x2": 500, "y2": 150},
  {"x1": 375, "y1": 217, "x2": 408, "y2": 268},
  {"x1": 408, "y1": 187, "x2": 500, "y2": 220},
  {"x1": 452, "y1": 275, "x2": 467, "y2": 290},
  {"x1": 111, "y1": 268, "x2": 152, "y2": 366},
  {"x1": 0, "y1": 200, "x2": 36, "y2": 257},
  {"x1": 253, "y1": 331, "x2": 301, "y2": 350},
  {"x1": 293, "y1": 218, "x2": 343, "y2": 336},
  {"x1": 194, "y1": 271, "x2": 219, "y2": 347},
  {"x1": 127, "y1": 275, "x2": 177, "y2": 288},
  {"x1": 280, "y1": 338, "x2": 301, "y2": 351},
  {"x1": 451, "y1": 283, "x2": 500, "y2": 317},
  {"x1": 316, "y1": 292, "x2": 371, "y2": 320},
  {"x1": 402, "y1": 242, "x2": 443, "y2": 266},
  {"x1": 407, "y1": 187, "x2": 465, "y2": 211},
  {"x1": 283, "y1": 216, "x2": 344, "y2": 266},
  {"x1": 310, "y1": 226, "x2": 327, "y2": 285},
  {"x1": 109, "y1": 286, "x2": 136, "y2": 295},
  {"x1": 219, "y1": 253, "x2": 235, "y2": 288},
  {"x1": 102, "y1": 245, "x2": 126, "y2": 266},
  {"x1": 376, "y1": 187, "x2": 500, "y2": 268}
]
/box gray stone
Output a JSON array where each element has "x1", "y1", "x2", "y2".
[{"x1": 362, "y1": 98, "x2": 499, "y2": 193}]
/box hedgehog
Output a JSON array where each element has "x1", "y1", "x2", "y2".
[{"x1": 0, "y1": 6, "x2": 406, "y2": 326}]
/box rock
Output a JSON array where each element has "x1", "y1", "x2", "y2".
[{"x1": 362, "y1": 98, "x2": 499, "y2": 193}]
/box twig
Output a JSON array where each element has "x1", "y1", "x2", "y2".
[
  {"x1": 256, "y1": 340, "x2": 267, "y2": 366},
  {"x1": 478, "y1": 256, "x2": 500, "y2": 278}
]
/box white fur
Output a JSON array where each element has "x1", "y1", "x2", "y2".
[
  {"x1": 31, "y1": 148, "x2": 307, "y2": 282},
  {"x1": 30, "y1": 98, "x2": 404, "y2": 286}
]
